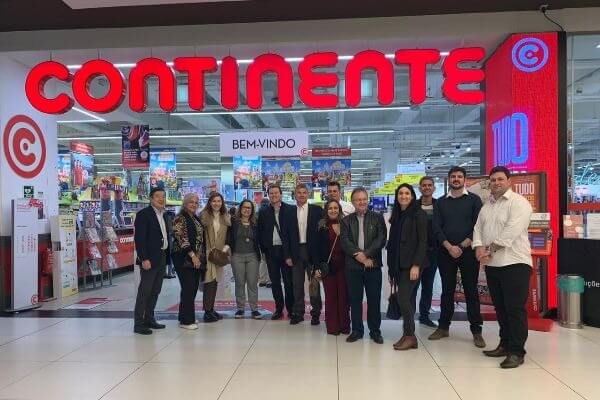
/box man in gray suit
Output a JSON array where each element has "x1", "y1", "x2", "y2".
[{"x1": 340, "y1": 187, "x2": 387, "y2": 344}]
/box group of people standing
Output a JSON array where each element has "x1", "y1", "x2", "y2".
[{"x1": 133, "y1": 164, "x2": 533, "y2": 369}]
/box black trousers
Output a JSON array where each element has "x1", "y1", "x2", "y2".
[
  {"x1": 411, "y1": 248, "x2": 438, "y2": 321},
  {"x1": 266, "y1": 245, "x2": 294, "y2": 314},
  {"x1": 134, "y1": 251, "x2": 166, "y2": 328},
  {"x1": 397, "y1": 268, "x2": 419, "y2": 336},
  {"x1": 175, "y1": 266, "x2": 201, "y2": 325},
  {"x1": 486, "y1": 264, "x2": 532, "y2": 357},
  {"x1": 346, "y1": 267, "x2": 382, "y2": 336},
  {"x1": 292, "y1": 245, "x2": 322, "y2": 317},
  {"x1": 438, "y1": 248, "x2": 483, "y2": 334}
]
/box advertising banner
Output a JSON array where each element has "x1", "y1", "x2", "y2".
[
  {"x1": 52, "y1": 215, "x2": 78, "y2": 298},
  {"x1": 311, "y1": 148, "x2": 352, "y2": 158},
  {"x1": 311, "y1": 159, "x2": 351, "y2": 189},
  {"x1": 121, "y1": 125, "x2": 150, "y2": 169},
  {"x1": 234, "y1": 156, "x2": 262, "y2": 190},
  {"x1": 180, "y1": 178, "x2": 221, "y2": 200},
  {"x1": 57, "y1": 153, "x2": 71, "y2": 199},
  {"x1": 10, "y1": 198, "x2": 39, "y2": 311},
  {"x1": 465, "y1": 173, "x2": 543, "y2": 212},
  {"x1": 261, "y1": 159, "x2": 301, "y2": 192},
  {"x1": 220, "y1": 131, "x2": 308, "y2": 157},
  {"x1": 70, "y1": 142, "x2": 94, "y2": 196},
  {"x1": 149, "y1": 148, "x2": 177, "y2": 191}
]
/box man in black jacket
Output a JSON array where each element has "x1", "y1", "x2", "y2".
[
  {"x1": 133, "y1": 187, "x2": 169, "y2": 335},
  {"x1": 288, "y1": 184, "x2": 324, "y2": 325},
  {"x1": 430, "y1": 166, "x2": 485, "y2": 348},
  {"x1": 411, "y1": 176, "x2": 439, "y2": 328},
  {"x1": 340, "y1": 187, "x2": 387, "y2": 344},
  {"x1": 257, "y1": 184, "x2": 294, "y2": 320}
]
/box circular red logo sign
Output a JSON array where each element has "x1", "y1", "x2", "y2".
[{"x1": 2, "y1": 115, "x2": 46, "y2": 179}]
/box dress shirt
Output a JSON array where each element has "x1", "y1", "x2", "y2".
[
  {"x1": 472, "y1": 189, "x2": 532, "y2": 267},
  {"x1": 272, "y1": 206, "x2": 283, "y2": 246},
  {"x1": 297, "y1": 203, "x2": 308, "y2": 244},
  {"x1": 152, "y1": 206, "x2": 168, "y2": 250},
  {"x1": 339, "y1": 200, "x2": 355, "y2": 217},
  {"x1": 357, "y1": 213, "x2": 365, "y2": 250}
]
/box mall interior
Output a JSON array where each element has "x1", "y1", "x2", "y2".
[{"x1": 1, "y1": 1, "x2": 600, "y2": 399}]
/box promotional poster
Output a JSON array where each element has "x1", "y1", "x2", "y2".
[
  {"x1": 57, "y1": 153, "x2": 71, "y2": 199},
  {"x1": 234, "y1": 156, "x2": 262, "y2": 190},
  {"x1": 149, "y1": 148, "x2": 177, "y2": 191},
  {"x1": 261, "y1": 159, "x2": 300, "y2": 192},
  {"x1": 180, "y1": 178, "x2": 221, "y2": 201},
  {"x1": 70, "y1": 142, "x2": 95, "y2": 197},
  {"x1": 121, "y1": 125, "x2": 150, "y2": 169},
  {"x1": 311, "y1": 159, "x2": 351, "y2": 188}
]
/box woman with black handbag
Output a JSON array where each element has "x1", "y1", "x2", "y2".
[
  {"x1": 172, "y1": 193, "x2": 206, "y2": 330},
  {"x1": 200, "y1": 192, "x2": 231, "y2": 323},
  {"x1": 387, "y1": 183, "x2": 428, "y2": 350},
  {"x1": 315, "y1": 200, "x2": 350, "y2": 336}
]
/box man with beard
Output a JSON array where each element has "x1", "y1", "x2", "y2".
[{"x1": 429, "y1": 166, "x2": 485, "y2": 348}]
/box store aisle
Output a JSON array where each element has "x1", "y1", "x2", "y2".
[{"x1": 0, "y1": 317, "x2": 595, "y2": 399}]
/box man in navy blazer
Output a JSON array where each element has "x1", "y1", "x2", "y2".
[{"x1": 133, "y1": 187, "x2": 169, "y2": 335}]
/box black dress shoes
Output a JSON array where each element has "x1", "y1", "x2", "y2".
[
  {"x1": 346, "y1": 332, "x2": 364, "y2": 343},
  {"x1": 271, "y1": 310, "x2": 283, "y2": 320},
  {"x1": 147, "y1": 321, "x2": 166, "y2": 329},
  {"x1": 483, "y1": 345, "x2": 509, "y2": 358},
  {"x1": 134, "y1": 326, "x2": 152, "y2": 335},
  {"x1": 370, "y1": 333, "x2": 384, "y2": 344},
  {"x1": 311, "y1": 316, "x2": 320, "y2": 326},
  {"x1": 419, "y1": 318, "x2": 438, "y2": 328},
  {"x1": 500, "y1": 354, "x2": 525, "y2": 369},
  {"x1": 290, "y1": 315, "x2": 304, "y2": 325}
]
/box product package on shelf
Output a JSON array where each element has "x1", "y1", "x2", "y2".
[
  {"x1": 101, "y1": 211, "x2": 112, "y2": 225},
  {"x1": 107, "y1": 241, "x2": 119, "y2": 254},
  {"x1": 103, "y1": 226, "x2": 118, "y2": 241},
  {"x1": 85, "y1": 228, "x2": 101, "y2": 243},
  {"x1": 106, "y1": 254, "x2": 119, "y2": 270},
  {"x1": 88, "y1": 244, "x2": 102, "y2": 259},
  {"x1": 88, "y1": 260, "x2": 102, "y2": 276}
]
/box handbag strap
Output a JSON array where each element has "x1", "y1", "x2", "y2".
[{"x1": 327, "y1": 233, "x2": 339, "y2": 264}]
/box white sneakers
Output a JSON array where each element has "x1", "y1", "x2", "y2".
[{"x1": 180, "y1": 323, "x2": 199, "y2": 330}]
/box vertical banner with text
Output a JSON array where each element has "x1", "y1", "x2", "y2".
[{"x1": 122, "y1": 125, "x2": 150, "y2": 169}]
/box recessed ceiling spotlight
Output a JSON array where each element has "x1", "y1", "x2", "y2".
[{"x1": 596, "y1": 44, "x2": 600, "y2": 49}]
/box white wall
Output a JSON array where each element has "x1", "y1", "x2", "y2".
[{"x1": 0, "y1": 57, "x2": 58, "y2": 236}]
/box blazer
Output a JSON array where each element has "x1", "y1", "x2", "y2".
[
  {"x1": 134, "y1": 206, "x2": 168, "y2": 270},
  {"x1": 386, "y1": 208, "x2": 428, "y2": 277},
  {"x1": 228, "y1": 218, "x2": 261, "y2": 260},
  {"x1": 286, "y1": 203, "x2": 324, "y2": 265},
  {"x1": 257, "y1": 202, "x2": 294, "y2": 257},
  {"x1": 340, "y1": 211, "x2": 387, "y2": 271}
]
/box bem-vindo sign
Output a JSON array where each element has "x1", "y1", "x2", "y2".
[{"x1": 25, "y1": 48, "x2": 485, "y2": 114}]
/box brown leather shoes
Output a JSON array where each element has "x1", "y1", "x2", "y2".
[
  {"x1": 428, "y1": 328, "x2": 449, "y2": 340},
  {"x1": 473, "y1": 334, "x2": 486, "y2": 348},
  {"x1": 393, "y1": 335, "x2": 418, "y2": 351},
  {"x1": 483, "y1": 345, "x2": 508, "y2": 358}
]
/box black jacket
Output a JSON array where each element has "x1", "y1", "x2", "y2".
[
  {"x1": 286, "y1": 203, "x2": 324, "y2": 266},
  {"x1": 228, "y1": 218, "x2": 261, "y2": 260},
  {"x1": 340, "y1": 211, "x2": 387, "y2": 271},
  {"x1": 386, "y1": 208, "x2": 428, "y2": 278},
  {"x1": 134, "y1": 206, "x2": 168, "y2": 269},
  {"x1": 257, "y1": 202, "x2": 294, "y2": 258}
]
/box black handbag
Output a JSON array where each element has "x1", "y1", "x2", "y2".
[
  {"x1": 318, "y1": 233, "x2": 338, "y2": 278},
  {"x1": 386, "y1": 283, "x2": 401, "y2": 320}
]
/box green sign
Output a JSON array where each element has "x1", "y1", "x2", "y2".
[{"x1": 23, "y1": 186, "x2": 34, "y2": 199}]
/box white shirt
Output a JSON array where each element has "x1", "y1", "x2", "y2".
[
  {"x1": 447, "y1": 187, "x2": 469, "y2": 198},
  {"x1": 297, "y1": 203, "x2": 308, "y2": 244},
  {"x1": 340, "y1": 200, "x2": 355, "y2": 217},
  {"x1": 152, "y1": 206, "x2": 168, "y2": 250},
  {"x1": 272, "y1": 206, "x2": 283, "y2": 246},
  {"x1": 472, "y1": 189, "x2": 532, "y2": 267}
]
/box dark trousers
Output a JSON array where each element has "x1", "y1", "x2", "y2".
[
  {"x1": 411, "y1": 248, "x2": 438, "y2": 321},
  {"x1": 292, "y1": 245, "x2": 322, "y2": 317},
  {"x1": 266, "y1": 245, "x2": 294, "y2": 314},
  {"x1": 346, "y1": 267, "x2": 382, "y2": 336},
  {"x1": 438, "y1": 248, "x2": 483, "y2": 334},
  {"x1": 203, "y1": 280, "x2": 218, "y2": 312},
  {"x1": 175, "y1": 266, "x2": 201, "y2": 325},
  {"x1": 486, "y1": 264, "x2": 532, "y2": 357},
  {"x1": 134, "y1": 251, "x2": 166, "y2": 328},
  {"x1": 323, "y1": 264, "x2": 350, "y2": 335},
  {"x1": 397, "y1": 268, "x2": 420, "y2": 336}
]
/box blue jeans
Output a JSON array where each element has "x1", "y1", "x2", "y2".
[{"x1": 411, "y1": 248, "x2": 438, "y2": 321}]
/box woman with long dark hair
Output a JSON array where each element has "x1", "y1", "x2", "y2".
[
  {"x1": 199, "y1": 192, "x2": 231, "y2": 323},
  {"x1": 172, "y1": 193, "x2": 205, "y2": 330},
  {"x1": 316, "y1": 199, "x2": 350, "y2": 335},
  {"x1": 229, "y1": 199, "x2": 262, "y2": 319},
  {"x1": 387, "y1": 183, "x2": 428, "y2": 350}
]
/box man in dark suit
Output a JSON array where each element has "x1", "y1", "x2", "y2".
[
  {"x1": 257, "y1": 184, "x2": 295, "y2": 320},
  {"x1": 288, "y1": 184, "x2": 324, "y2": 325},
  {"x1": 133, "y1": 187, "x2": 169, "y2": 335},
  {"x1": 340, "y1": 187, "x2": 387, "y2": 344}
]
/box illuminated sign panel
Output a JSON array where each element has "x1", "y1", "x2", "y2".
[{"x1": 25, "y1": 48, "x2": 486, "y2": 114}]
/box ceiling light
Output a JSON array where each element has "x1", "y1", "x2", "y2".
[
  {"x1": 310, "y1": 130, "x2": 393, "y2": 136},
  {"x1": 466, "y1": 146, "x2": 472, "y2": 152},
  {"x1": 172, "y1": 105, "x2": 410, "y2": 116},
  {"x1": 57, "y1": 107, "x2": 106, "y2": 124},
  {"x1": 596, "y1": 44, "x2": 600, "y2": 49}
]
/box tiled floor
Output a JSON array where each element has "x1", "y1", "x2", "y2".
[{"x1": 0, "y1": 317, "x2": 596, "y2": 399}]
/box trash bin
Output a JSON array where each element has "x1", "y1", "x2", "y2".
[{"x1": 557, "y1": 274, "x2": 584, "y2": 329}]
